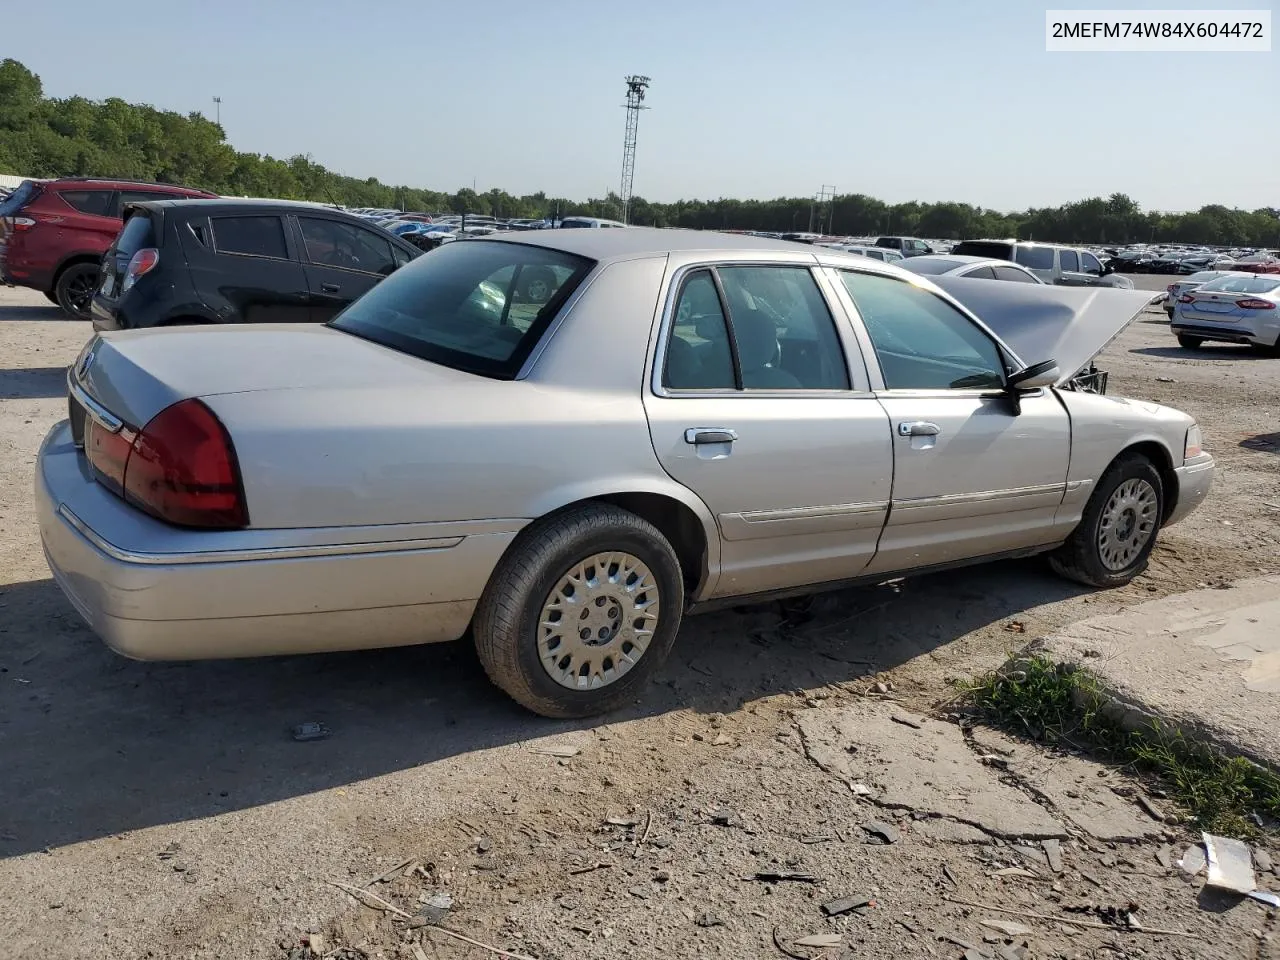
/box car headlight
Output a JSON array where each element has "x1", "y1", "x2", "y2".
[{"x1": 1184, "y1": 423, "x2": 1203, "y2": 461}]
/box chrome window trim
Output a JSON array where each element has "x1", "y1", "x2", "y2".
[
  {"x1": 649, "y1": 259, "x2": 875, "y2": 399},
  {"x1": 739, "y1": 499, "x2": 889, "y2": 522},
  {"x1": 67, "y1": 373, "x2": 122, "y2": 433},
  {"x1": 57, "y1": 504, "x2": 465, "y2": 566}
]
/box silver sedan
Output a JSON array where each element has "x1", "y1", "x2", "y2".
[
  {"x1": 37, "y1": 230, "x2": 1215, "y2": 717},
  {"x1": 900, "y1": 254, "x2": 1044, "y2": 284}
]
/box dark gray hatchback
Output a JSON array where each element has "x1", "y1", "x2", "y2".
[{"x1": 90, "y1": 199, "x2": 420, "y2": 332}]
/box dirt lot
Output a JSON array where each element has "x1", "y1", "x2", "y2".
[{"x1": 1, "y1": 279, "x2": 1278, "y2": 960}]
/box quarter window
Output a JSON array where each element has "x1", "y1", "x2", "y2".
[
  {"x1": 299, "y1": 217, "x2": 396, "y2": 275},
  {"x1": 212, "y1": 216, "x2": 289, "y2": 259},
  {"x1": 1059, "y1": 249, "x2": 1079, "y2": 272},
  {"x1": 840, "y1": 271, "x2": 1006, "y2": 391},
  {"x1": 959, "y1": 265, "x2": 996, "y2": 280}
]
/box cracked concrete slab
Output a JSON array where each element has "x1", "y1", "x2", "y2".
[
  {"x1": 796, "y1": 703, "x2": 1066, "y2": 840},
  {"x1": 968, "y1": 727, "x2": 1164, "y2": 841},
  {"x1": 1035, "y1": 575, "x2": 1280, "y2": 772}
]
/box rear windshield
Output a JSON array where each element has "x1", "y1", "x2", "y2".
[
  {"x1": 114, "y1": 212, "x2": 156, "y2": 256},
  {"x1": 1198, "y1": 276, "x2": 1280, "y2": 295},
  {"x1": 950, "y1": 241, "x2": 1015, "y2": 261},
  {"x1": 902, "y1": 257, "x2": 965, "y2": 275},
  {"x1": 330, "y1": 240, "x2": 595, "y2": 379},
  {"x1": 0, "y1": 181, "x2": 40, "y2": 217}
]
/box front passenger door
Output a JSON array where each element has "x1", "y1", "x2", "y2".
[
  {"x1": 835, "y1": 269, "x2": 1071, "y2": 575},
  {"x1": 297, "y1": 216, "x2": 398, "y2": 321}
]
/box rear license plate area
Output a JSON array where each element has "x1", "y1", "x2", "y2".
[{"x1": 69, "y1": 393, "x2": 86, "y2": 447}]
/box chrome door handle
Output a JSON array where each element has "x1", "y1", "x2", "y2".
[
  {"x1": 898, "y1": 421, "x2": 940, "y2": 437},
  {"x1": 684, "y1": 428, "x2": 737, "y2": 445}
]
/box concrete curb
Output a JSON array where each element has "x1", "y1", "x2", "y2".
[{"x1": 1021, "y1": 575, "x2": 1280, "y2": 774}]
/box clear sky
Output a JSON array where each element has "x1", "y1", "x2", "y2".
[{"x1": 7, "y1": 0, "x2": 1277, "y2": 212}]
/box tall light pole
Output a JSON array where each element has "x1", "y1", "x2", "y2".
[
  {"x1": 619, "y1": 75, "x2": 650, "y2": 225},
  {"x1": 212, "y1": 96, "x2": 222, "y2": 127}
]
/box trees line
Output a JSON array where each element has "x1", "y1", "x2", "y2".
[{"x1": 1, "y1": 59, "x2": 1276, "y2": 247}]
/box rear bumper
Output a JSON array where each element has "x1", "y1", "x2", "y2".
[
  {"x1": 1171, "y1": 320, "x2": 1277, "y2": 346},
  {"x1": 1166, "y1": 453, "x2": 1215, "y2": 526},
  {"x1": 36, "y1": 421, "x2": 520, "y2": 660}
]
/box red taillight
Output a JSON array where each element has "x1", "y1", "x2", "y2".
[
  {"x1": 1178, "y1": 294, "x2": 1195, "y2": 303},
  {"x1": 1236, "y1": 298, "x2": 1275, "y2": 310},
  {"x1": 9, "y1": 217, "x2": 36, "y2": 232},
  {"x1": 121, "y1": 247, "x2": 160, "y2": 294},
  {"x1": 122, "y1": 399, "x2": 248, "y2": 528}
]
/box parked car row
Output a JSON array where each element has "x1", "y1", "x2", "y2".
[
  {"x1": 38, "y1": 227, "x2": 1215, "y2": 718},
  {"x1": 0, "y1": 177, "x2": 215, "y2": 317},
  {"x1": 1106, "y1": 246, "x2": 1280, "y2": 275}
]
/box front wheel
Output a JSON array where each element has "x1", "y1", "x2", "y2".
[
  {"x1": 1049, "y1": 453, "x2": 1164, "y2": 588},
  {"x1": 473, "y1": 504, "x2": 684, "y2": 718},
  {"x1": 54, "y1": 263, "x2": 100, "y2": 320},
  {"x1": 1177, "y1": 334, "x2": 1203, "y2": 350}
]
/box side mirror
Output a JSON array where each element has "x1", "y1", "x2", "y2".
[{"x1": 1009, "y1": 359, "x2": 1060, "y2": 390}]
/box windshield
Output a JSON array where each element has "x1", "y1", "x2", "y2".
[
  {"x1": 0, "y1": 180, "x2": 40, "y2": 217},
  {"x1": 1198, "y1": 276, "x2": 1279, "y2": 295},
  {"x1": 330, "y1": 240, "x2": 594, "y2": 379}
]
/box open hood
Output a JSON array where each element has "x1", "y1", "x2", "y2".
[{"x1": 930, "y1": 277, "x2": 1154, "y2": 385}]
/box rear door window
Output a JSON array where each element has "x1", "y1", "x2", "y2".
[
  {"x1": 1059, "y1": 249, "x2": 1079, "y2": 272},
  {"x1": 959, "y1": 265, "x2": 996, "y2": 279},
  {"x1": 212, "y1": 216, "x2": 289, "y2": 259},
  {"x1": 994, "y1": 266, "x2": 1040, "y2": 283},
  {"x1": 60, "y1": 190, "x2": 116, "y2": 217},
  {"x1": 1014, "y1": 246, "x2": 1056, "y2": 270}
]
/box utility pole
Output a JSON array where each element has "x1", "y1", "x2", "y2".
[
  {"x1": 619, "y1": 75, "x2": 650, "y2": 225},
  {"x1": 212, "y1": 96, "x2": 222, "y2": 127},
  {"x1": 815, "y1": 184, "x2": 837, "y2": 235}
]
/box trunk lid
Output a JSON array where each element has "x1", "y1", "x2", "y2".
[
  {"x1": 75, "y1": 324, "x2": 479, "y2": 429},
  {"x1": 930, "y1": 278, "x2": 1154, "y2": 384}
]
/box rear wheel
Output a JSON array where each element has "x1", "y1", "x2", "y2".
[
  {"x1": 473, "y1": 503, "x2": 684, "y2": 718},
  {"x1": 1177, "y1": 334, "x2": 1203, "y2": 350},
  {"x1": 1049, "y1": 453, "x2": 1163, "y2": 588},
  {"x1": 54, "y1": 263, "x2": 99, "y2": 320}
]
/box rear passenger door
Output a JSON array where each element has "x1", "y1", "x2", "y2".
[
  {"x1": 296, "y1": 216, "x2": 400, "y2": 322},
  {"x1": 204, "y1": 214, "x2": 310, "y2": 323},
  {"x1": 643, "y1": 262, "x2": 893, "y2": 599},
  {"x1": 57, "y1": 188, "x2": 121, "y2": 254}
]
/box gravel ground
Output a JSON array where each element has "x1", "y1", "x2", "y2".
[{"x1": 1, "y1": 279, "x2": 1277, "y2": 960}]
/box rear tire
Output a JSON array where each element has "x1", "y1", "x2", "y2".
[
  {"x1": 1249, "y1": 340, "x2": 1280, "y2": 358},
  {"x1": 1177, "y1": 334, "x2": 1203, "y2": 350},
  {"x1": 1049, "y1": 453, "x2": 1164, "y2": 588},
  {"x1": 54, "y1": 263, "x2": 100, "y2": 320},
  {"x1": 473, "y1": 503, "x2": 684, "y2": 719},
  {"x1": 44, "y1": 290, "x2": 59, "y2": 305}
]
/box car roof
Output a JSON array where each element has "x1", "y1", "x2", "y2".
[
  {"x1": 484, "y1": 226, "x2": 837, "y2": 263},
  {"x1": 911, "y1": 254, "x2": 1005, "y2": 267}
]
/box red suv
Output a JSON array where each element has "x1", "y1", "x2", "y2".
[{"x1": 0, "y1": 177, "x2": 216, "y2": 318}]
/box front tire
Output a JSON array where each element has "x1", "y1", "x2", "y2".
[
  {"x1": 54, "y1": 263, "x2": 100, "y2": 320},
  {"x1": 473, "y1": 504, "x2": 685, "y2": 718},
  {"x1": 1049, "y1": 453, "x2": 1163, "y2": 588},
  {"x1": 1177, "y1": 334, "x2": 1203, "y2": 349}
]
